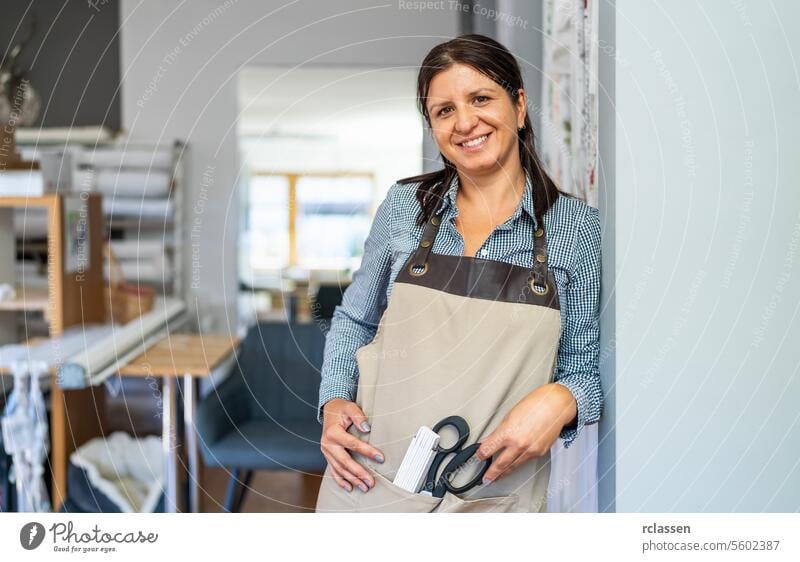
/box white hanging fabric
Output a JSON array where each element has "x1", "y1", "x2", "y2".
[
  {"x1": 541, "y1": 0, "x2": 600, "y2": 209},
  {"x1": 1, "y1": 361, "x2": 51, "y2": 513},
  {"x1": 541, "y1": 0, "x2": 601, "y2": 512},
  {"x1": 548, "y1": 424, "x2": 599, "y2": 512}
]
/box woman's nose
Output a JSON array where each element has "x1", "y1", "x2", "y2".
[{"x1": 454, "y1": 107, "x2": 478, "y2": 133}]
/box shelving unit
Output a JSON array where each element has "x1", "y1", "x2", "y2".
[
  {"x1": 0, "y1": 193, "x2": 106, "y2": 511},
  {"x1": 0, "y1": 287, "x2": 49, "y2": 313},
  {"x1": 94, "y1": 141, "x2": 186, "y2": 301},
  {"x1": 1, "y1": 139, "x2": 187, "y2": 512},
  {"x1": 15, "y1": 140, "x2": 187, "y2": 301}
]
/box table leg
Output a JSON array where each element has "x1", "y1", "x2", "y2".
[
  {"x1": 162, "y1": 376, "x2": 179, "y2": 512},
  {"x1": 183, "y1": 374, "x2": 200, "y2": 513}
]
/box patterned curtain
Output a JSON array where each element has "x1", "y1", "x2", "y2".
[
  {"x1": 540, "y1": 0, "x2": 599, "y2": 208},
  {"x1": 541, "y1": 0, "x2": 600, "y2": 512}
]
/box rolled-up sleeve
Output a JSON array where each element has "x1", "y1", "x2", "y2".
[
  {"x1": 317, "y1": 187, "x2": 394, "y2": 423},
  {"x1": 553, "y1": 205, "x2": 604, "y2": 448}
]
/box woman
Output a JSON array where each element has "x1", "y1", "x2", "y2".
[{"x1": 315, "y1": 34, "x2": 603, "y2": 513}]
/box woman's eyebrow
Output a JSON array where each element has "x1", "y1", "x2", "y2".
[{"x1": 428, "y1": 88, "x2": 495, "y2": 112}]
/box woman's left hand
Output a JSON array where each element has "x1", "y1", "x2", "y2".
[{"x1": 476, "y1": 383, "x2": 577, "y2": 484}]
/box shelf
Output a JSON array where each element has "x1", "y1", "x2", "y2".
[
  {"x1": 0, "y1": 194, "x2": 60, "y2": 209},
  {"x1": 0, "y1": 337, "x2": 54, "y2": 375},
  {"x1": 0, "y1": 286, "x2": 49, "y2": 312}
]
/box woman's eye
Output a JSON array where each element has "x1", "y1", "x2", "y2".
[
  {"x1": 474, "y1": 95, "x2": 489, "y2": 104},
  {"x1": 438, "y1": 106, "x2": 452, "y2": 116}
]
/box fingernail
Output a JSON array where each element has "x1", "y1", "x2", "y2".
[
  {"x1": 361, "y1": 421, "x2": 371, "y2": 432},
  {"x1": 358, "y1": 482, "x2": 368, "y2": 493},
  {"x1": 482, "y1": 477, "x2": 493, "y2": 485},
  {"x1": 345, "y1": 484, "x2": 353, "y2": 492},
  {"x1": 363, "y1": 479, "x2": 373, "y2": 490},
  {"x1": 374, "y1": 454, "x2": 384, "y2": 463}
]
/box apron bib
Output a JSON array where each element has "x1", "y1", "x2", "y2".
[{"x1": 316, "y1": 212, "x2": 562, "y2": 513}]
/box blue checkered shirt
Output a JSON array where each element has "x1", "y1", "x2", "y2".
[{"x1": 318, "y1": 173, "x2": 603, "y2": 449}]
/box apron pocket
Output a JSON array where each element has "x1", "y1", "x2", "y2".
[
  {"x1": 316, "y1": 463, "x2": 442, "y2": 513},
  {"x1": 434, "y1": 491, "x2": 520, "y2": 513}
]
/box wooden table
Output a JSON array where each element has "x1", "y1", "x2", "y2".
[{"x1": 118, "y1": 334, "x2": 238, "y2": 513}]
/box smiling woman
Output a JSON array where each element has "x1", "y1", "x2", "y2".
[
  {"x1": 316, "y1": 34, "x2": 603, "y2": 513},
  {"x1": 427, "y1": 72, "x2": 523, "y2": 175},
  {"x1": 407, "y1": 34, "x2": 563, "y2": 231}
]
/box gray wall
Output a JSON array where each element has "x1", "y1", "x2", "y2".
[
  {"x1": 613, "y1": 0, "x2": 800, "y2": 511},
  {"x1": 597, "y1": 0, "x2": 616, "y2": 513},
  {"x1": 119, "y1": 0, "x2": 459, "y2": 331},
  {"x1": 497, "y1": 0, "x2": 543, "y2": 132},
  {"x1": 1, "y1": 0, "x2": 121, "y2": 129}
]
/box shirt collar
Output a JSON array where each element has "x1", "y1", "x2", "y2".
[{"x1": 437, "y1": 171, "x2": 538, "y2": 229}]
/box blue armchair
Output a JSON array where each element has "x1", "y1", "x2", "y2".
[{"x1": 196, "y1": 322, "x2": 327, "y2": 512}]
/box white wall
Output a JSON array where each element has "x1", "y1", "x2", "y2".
[
  {"x1": 238, "y1": 65, "x2": 422, "y2": 195},
  {"x1": 612, "y1": 0, "x2": 800, "y2": 511},
  {"x1": 119, "y1": 0, "x2": 459, "y2": 331}
]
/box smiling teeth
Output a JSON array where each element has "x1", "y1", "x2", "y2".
[{"x1": 462, "y1": 135, "x2": 488, "y2": 147}]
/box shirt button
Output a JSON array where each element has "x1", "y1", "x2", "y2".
[{"x1": 480, "y1": 249, "x2": 488, "y2": 257}]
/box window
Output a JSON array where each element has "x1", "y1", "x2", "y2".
[
  {"x1": 242, "y1": 172, "x2": 375, "y2": 282},
  {"x1": 244, "y1": 175, "x2": 289, "y2": 273},
  {"x1": 237, "y1": 65, "x2": 421, "y2": 300},
  {"x1": 295, "y1": 174, "x2": 373, "y2": 270}
]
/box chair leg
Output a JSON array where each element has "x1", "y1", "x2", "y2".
[
  {"x1": 223, "y1": 468, "x2": 241, "y2": 513},
  {"x1": 233, "y1": 470, "x2": 254, "y2": 512}
]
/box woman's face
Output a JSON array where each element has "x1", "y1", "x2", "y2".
[{"x1": 425, "y1": 63, "x2": 526, "y2": 177}]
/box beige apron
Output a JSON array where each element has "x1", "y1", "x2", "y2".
[{"x1": 316, "y1": 212, "x2": 562, "y2": 513}]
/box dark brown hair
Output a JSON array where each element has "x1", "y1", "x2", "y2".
[{"x1": 398, "y1": 34, "x2": 563, "y2": 227}]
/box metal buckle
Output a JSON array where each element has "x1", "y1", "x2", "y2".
[{"x1": 529, "y1": 279, "x2": 549, "y2": 296}]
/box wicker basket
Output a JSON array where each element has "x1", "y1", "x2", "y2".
[{"x1": 104, "y1": 243, "x2": 155, "y2": 324}]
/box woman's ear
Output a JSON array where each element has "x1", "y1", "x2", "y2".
[{"x1": 515, "y1": 88, "x2": 527, "y2": 127}]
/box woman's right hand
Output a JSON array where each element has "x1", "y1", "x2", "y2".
[{"x1": 321, "y1": 398, "x2": 385, "y2": 493}]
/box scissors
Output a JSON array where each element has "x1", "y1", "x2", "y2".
[{"x1": 422, "y1": 415, "x2": 493, "y2": 498}]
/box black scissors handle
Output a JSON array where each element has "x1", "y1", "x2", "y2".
[
  {"x1": 432, "y1": 415, "x2": 470, "y2": 452},
  {"x1": 433, "y1": 442, "x2": 492, "y2": 497},
  {"x1": 422, "y1": 415, "x2": 492, "y2": 498},
  {"x1": 422, "y1": 416, "x2": 469, "y2": 494}
]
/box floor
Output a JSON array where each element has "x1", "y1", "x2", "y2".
[
  {"x1": 200, "y1": 468, "x2": 322, "y2": 513},
  {"x1": 105, "y1": 377, "x2": 323, "y2": 513}
]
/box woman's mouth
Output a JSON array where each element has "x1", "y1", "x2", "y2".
[{"x1": 457, "y1": 132, "x2": 491, "y2": 153}]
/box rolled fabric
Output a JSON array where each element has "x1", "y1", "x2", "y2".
[
  {"x1": 103, "y1": 247, "x2": 172, "y2": 284},
  {"x1": 95, "y1": 170, "x2": 172, "y2": 198},
  {"x1": 16, "y1": 126, "x2": 114, "y2": 145},
  {"x1": 78, "y1": 148, "x2": 173, "y2": 170},
  {"x1": 117, "y1": 261, "x2": 172, "y2": 283},
  {"x1": 102, "y1": 198, "x2": 174, "y2": 218},
  {"x1": 73, "y1": 169, "x2": 96, "y2": 192},
  {"x1": 0, "y1": 169, "x2": 46, "y2": 196},
  {"x1": 109, "y1": 240, "x2": 167, "y2": 261},
  {"x1": 57, "y1": 297, "x2": 186, "y2": 389}
]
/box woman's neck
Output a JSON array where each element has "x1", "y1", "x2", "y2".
[{"x1": 456, "y1": 166, "x2": 526, "y2": 218}]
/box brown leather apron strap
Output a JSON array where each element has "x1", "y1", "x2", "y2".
[
  {"x1": 532, "y1": 225, "x2": 549, "y2": 291},
  {"x1": 412, "y1": 213, "x2": 551, "y2": 293},
  {"x1": 409, "y1": 213, "x2": 444, "y2": 272}
]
